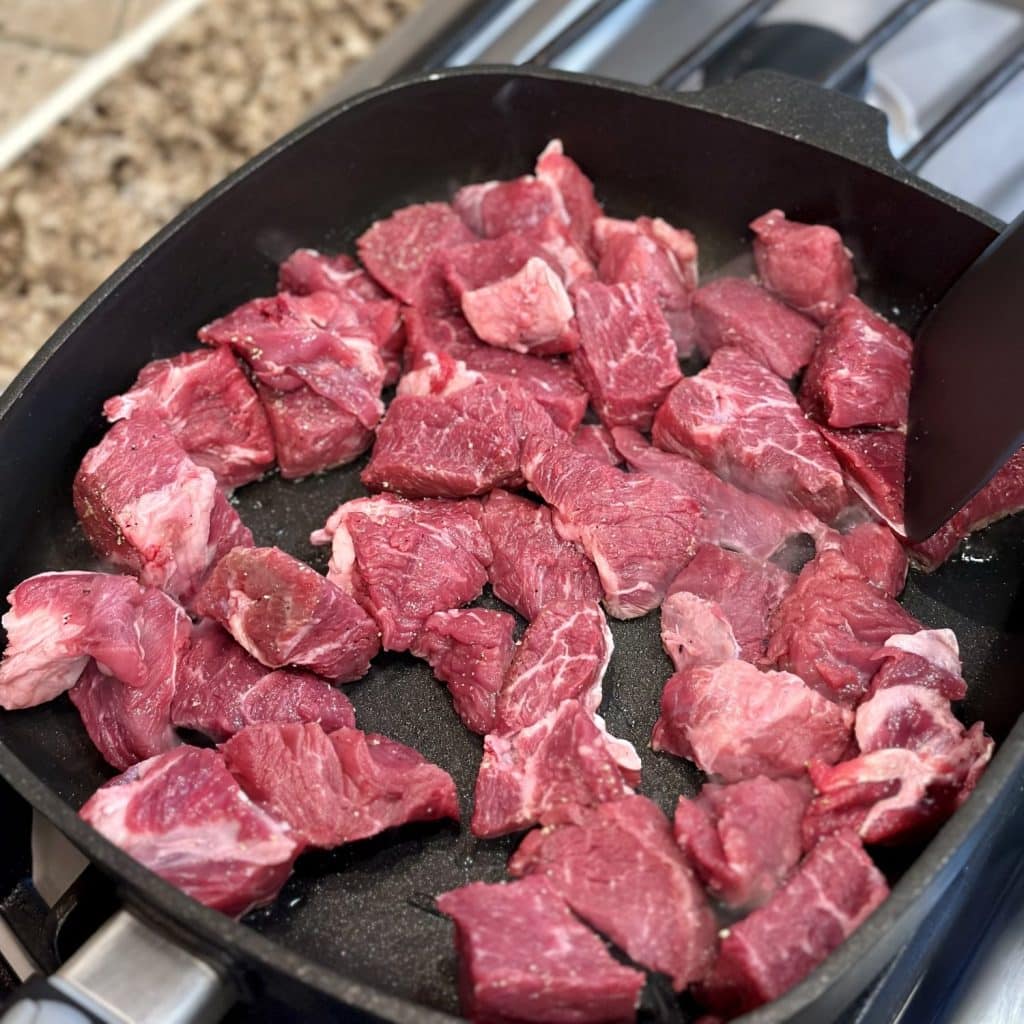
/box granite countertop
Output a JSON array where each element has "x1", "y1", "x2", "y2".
[{"x1": 0, "y1": 0, "x2": 420, "y2": 390}]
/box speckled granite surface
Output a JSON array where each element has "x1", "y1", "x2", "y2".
[{"x1": 0, "y1": 0, "x2": 419, "y2": 390}]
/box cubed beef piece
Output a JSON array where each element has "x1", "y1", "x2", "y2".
[
  {"x1": 692, "y1": 278, "x2": 820, "y2": 379},
  {"x1": 821, "y1": 428, "x2": 906, "y2": 531},
  {"x1": 80, "y1": 747, "x2": 298, "y2": 916},
  {"x1": 535, "y1": 139, "x2": 604, "y2": 256},
  {"x1": 193, "y1": 546, "x2": 380, "y2": 682},
  {"x1": 765, "y1": 550, "x2": 921, "y2": 705},
  {"x1": 510, "y1": 795, "x2": 717, "y2": 991},
  {"x1": 410, "y1": 609, "x2": 516, "y2": 735},
  {"x1": 356, "y1": 201, "x2": 475, "y2": 311},
  {"x1": 472, "y1": 699, "x2": 641, "y2": 838},
  {"x1": 800, "y1": 297, "x2": 912, "y2": 429},
  {"x1": 441, "y1": 233, "x2": 552, "y2": 297},
  {"x1": 453, "y1": 176, "x2": 565, "y2": 238},
  {"x1": 521, "y1": 436, "x2": 702, "y2": 619},
  {"x1": 674, "y1": 776, "x2": 811, "y2": 908},
  {"x1": 868, "y1": 629, "x2": 967, "y2": 701},
  {"x1": 697, "y1": 832, "x2": 888, "y2": 1016},
  {"x1": 73, "y1": 413, "x2": 253, "y2": 606},
  {"x1": 171, "y1": 620, "x2": 355, "y2": 742},
  {"x1": 309, "y1": 494, "x2": 491, "y2": 652},
  {"x1": 660, "y1": 593, "x2": 739, "y2": 673},
  {"x1": 751, "y1": 208, "x2": 856, "y2": 323},
  {"x1": 653, "y1": 347, "x2": 848, "y2": 522},
  {"x1": 571, "y1": 281, "x2": 681, "y2": 430},
  {"x1": 437, "y1": 876, "x2": 644, "y2": 1024},
  {"x1": 819, "y1": 521, "x2": 908, "y2": 598},
  {"x1": 480, "y1": 489, "x2": 601, "y2": 621},
  {"x1": 103, "y1": 346, "x2": 275, "y2": 489},
  {"x1": 653, "y1": 659, "x2": 853, "y2": 782},
  {"x1": 222, "y1": 722, "x2": 459, "y2": 849}
]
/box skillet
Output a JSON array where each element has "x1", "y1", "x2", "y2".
[{"x1": 0, "y1": 66, "x2": 1022, "y2": 1024}]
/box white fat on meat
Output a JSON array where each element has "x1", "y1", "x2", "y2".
[{"x1": 882, "y1": 629, "x2": 961, "y2": 677}]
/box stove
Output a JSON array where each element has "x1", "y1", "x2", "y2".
[{"x1": 2, "y1": 3, "x2": 1023, "y2": 1021}]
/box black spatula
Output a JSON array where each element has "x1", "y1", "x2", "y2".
[{"x1": 903, "y1": 209, "x2": 1024, "y2": 543}]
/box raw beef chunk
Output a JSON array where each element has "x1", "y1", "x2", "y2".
[
  {"x1": 572, "y1": 423, "x2": 622, "y2": 465},
  {"x1": 404, "y1": 309, "x2": 588, "y2": 431},
  {"x1": 0, "y1": 572, "x2": 187, "y2": 710},
  {"x1": 277, "y1": 249, "x2": 404, "y2": 383},
  {"x1": 750, "y1": 208, "x2": 856, "y2": 323},
  {"x1": 441, "y1": 233, "x2": 552, "y2": 297},
  {"x1": 660, "y1": 593, "x2": 739, "y2": 673},
  {"x1": 667, "y1": 545, "x2": 794, "y2": 662},
  {"x1": 653, "y1": 347, "x2": 848, "y2": 522},
  {"x1": 613, "y1": 427, "x2": 831, "y2": 560},
  {"x1": 535, "y1": 139, "x2": 604, "y2": 254},
  {"x1": 509, "y1": 795, "x2": 717, "y2": 990},
  {"x1": 821, "y1": 521, "x2": 908, "y2": 598},
  {"x1": 437, "y1": 876, "x2": 644, "y2": 1024},
  {"x1": 103, "y1": 346, "x2": 275, "y2": 489},
  {"x1": 362, "y1": 380, "x2": 563, "y2": 499},
  {"x1": 821, "y1": 428, "x2": 906, "y2": 531},
  {"x1": 673, "y1": 776, "x2": 810, "y2": 908},
  {"x1": 199, "y1": 290, "x2": 387, "y2": 478},
  {"x1": 74, "y1": 413, "x2": 253, "y2": 605},
  {"x1": 691, "y1": 278, "x2": 820, "y2": 379},
  {"x1": 653, "y1": 660, "x2": 853, "y2": 782},
  {"x1": 868, "y1": 629, "x2": 967, "y2": 701},
  {"x1": 472, "y1": 699, "x2": 641, "y2": 838},
  {"x1": 79, "y1": 747, "x2": 298, "y2": 916},
  {"x1": 222, "y1": 722, "x2": 459, "y2": 849},
  {"x1": 479, "y1": 489, "x2": 601, "y2": 621},
  {"x1": 698, "y1": 832, "x2": 888, "y2": 1016},
  {"x1": 171, "y1": 620, "x2": 355, "y2": 742},
  {"x1": 462, "y1": 257, "x2": 578, "y2": 355},
  {"x1": 495, "y1": 600, "x2": 612, "y2": 733},
  {"x1": 800, "y1": 297, "x2": 912, "y2": 429},
  {"x1": 856, "y1": 682, "x2": 974, "y2": 756},
  {"x1": 571, "y1": 281, "x2": 681, "y2": 430},
  {"x1": 453, "y1": 176, "x2": 564, "y2": 238},
  {"x1": 310, "y1": 495, "x2": 491, "y2": 651},
  {"x1": 410, "y1": 609, "x2": 516, "y2": 735},
  {"x1": 356, "y1": 201, "x2": 475, "y2": 311},
  {"x1": 193, "y1": 546, "x2": 379, "y2": 682},
  {"x1": 521, "y1": 436, "x2": 702, "y2": 618},
  {"x1": 766, "y1": 551, "x2": 921, "y2": 705},
  {"x1": 592, "y1": 215, "x2": 698, "y2": 354}
]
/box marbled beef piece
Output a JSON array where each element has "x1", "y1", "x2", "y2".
[
  {"x1": 453, "y1": 176, "x2": 566, "y2": 238},
  {"x1": 495, "y1": 600, "x2": 612, "y2": 734},
  {"x1": 171, "y1": 620, "x2": 355, "y2": 743},
  {"x1": 437, "y1": 876, "x2": 645, "y2": 1024},
  {"x1": 572, "y1": 423, "x2": 622, "y2": 466},
  {"x1": 571, "y1": 281, "x2": 681, "y2": 431},
  {"x1": 592, "y1": 215, "x2": 699, "y2": 355},
  {"x1": 653, "y1": 660, "x2": 853, "y2": 782},
  {"x1": 821, "y1": 428, "x2": 906, "y2": 532},
  {"x1": 766, "y1": 550, "x2": 921, "y2": 705},
  {"x1": 867, "y1": 629, "x2": 967, "y2": 701},
  {"x1": 410, "y1": 609, "x2": 516, "y2": 735},
  {"x1": 697, "y1": 832, "x2": 888, "y2": 1017},
  {"x1": 674, "y1": 776, "x2": 811, "y2": 908},
  {"x1": 750, "y1": 208, "x2": 856, "y2": 323},
  {"x1": 472, "y1": 699, "x2": 641, "y2": 839},
  {"x1": 222, "y1": 722, "x2": 459, "y2": 849},
  {"x1": 74, "y1": 414, "x2": 253, "y2": 606},
  {"x1": 691, "y1": 278, "x2": 820, "y2": 379},
  {"x1": 535, "y1": 139, "x2": 604, "y2": 256},
  {"x1": 613, "y1": 427, "x2": 832, "y2": 560},
  {"x1": 521, "y1": 435, "x2": 701, "y2": 619},
  {"x1": 479, "y1": 489, "x2": 601, "y2": 621},
  {"x1": 653, "y1": 347, "x2": 848, "y2": 522},
  {"x1": 800, "y1": 297, "x2": 912, "y2": 429},
  {"x1": 660, "y1": 593, "x2": 739, "y2": 673},
  {"x1": 362, "y1": 378, "x2": 564, "y2": 499},
  {"x1": 310, "y1": 494, "x2": 491, "y2": 652},
  {"x1": 356, "y1": 201, "x2": 475, "y2": 312},
  {"x1": 276, "y1": 248, "x2": 404, "y2": 383},
  {"x1": 80, "y1": 747, "x2": 299, "y2": 917},
  {"x1": 103, "y1": 347, "x2": 275, "y2": 489},
  {"x1": 193, "y1": 546, "x2": 379, "y2": 683},
  {"x1": 667, "y1": 545, "x2": 794, "y2": 662},
  {"x1": 403, "y1": 309, "x2": 588, "y2": 431},
  {"x1": 819, "y1": 521, "x2": 909, "y2": 598},
  {"x1": 510, "y1": 795, "x2": 717, "y2": 991},
  {"x1": 462, "y1": 257, "x2": 578, "y2": 356}
]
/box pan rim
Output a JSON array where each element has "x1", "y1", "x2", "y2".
[{"x1": 0, "y1": 64, "x2": 1014, "y2": 1023}]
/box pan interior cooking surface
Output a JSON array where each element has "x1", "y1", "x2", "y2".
[{"x1": 0, "y1": 70, "x2": 1016, "y2": 1021}]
